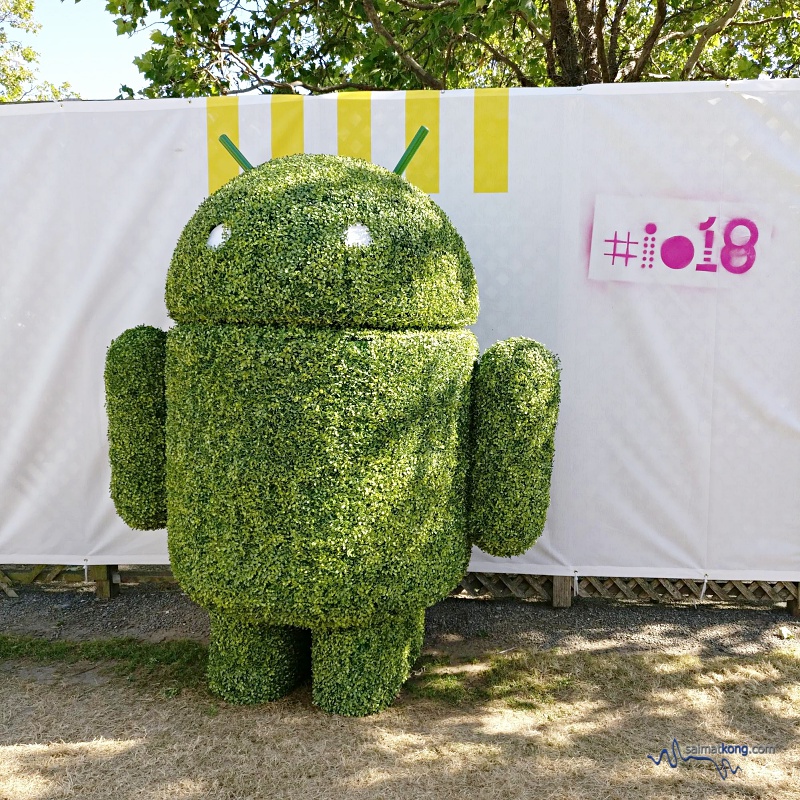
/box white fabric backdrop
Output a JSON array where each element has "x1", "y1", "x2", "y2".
[{"x1": 2, "y1": 83, "x2": 800, "y2": 580}]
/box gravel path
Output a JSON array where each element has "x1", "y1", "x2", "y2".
[{"x1": 1, "y1": 584, "x2": 798, "y2": 657}]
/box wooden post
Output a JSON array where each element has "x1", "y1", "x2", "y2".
[
  {"x1": 552, "y1": 576, "x2": 572, "y2": 608},
  {"x1": 0, "y1": 569, "x2": 18, "y2": 598},
  {"x1": 88, "y1": 565, "x2": 120, "y2": 599},
  {"x1": 788, "y1": 584, "x2": 800, "y2": 618}
]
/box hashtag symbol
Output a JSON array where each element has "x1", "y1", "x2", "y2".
[{"x1": 604, "y1": 231, "x2": 639, "y2": 266}]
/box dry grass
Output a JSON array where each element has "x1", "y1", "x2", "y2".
[{"x1": 2, "y1": 636, "x2": 800, "y2": 799}]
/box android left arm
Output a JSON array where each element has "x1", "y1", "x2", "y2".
[
  {"x1": 468, "y1": 338, "x2": 560, "y2": 557},
  {"x1": 105, "y1": 325, "x2": 168, "y2": 530}
]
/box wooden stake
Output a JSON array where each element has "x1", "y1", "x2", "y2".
[
  {"x1": 0, "y1": 569, "x2": 18, "y2": 598},
  {"x1": 552, "y1": 576, "x2": 572, "y2": 608},
  {"x1": 88, "y1": 565, "x2": 120, "y2": 599},
  {"x1": 787, "y1": 584, "x2": 800, "y2": 618}
]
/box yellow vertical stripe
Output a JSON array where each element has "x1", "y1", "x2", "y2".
[
  {"x1": 337, "y1": 92, "x2": 372, "y2": 161},
  {"x1": 404, "y1": 91, "x2": 439, "y2": 194},
  {"x1": 271, "y1": 95, "x2": 304, "y2": 158},
  {"x1": 206, "y1": 96, "x2": 240, "y2": 194},
  {"x1": 474, "y1": 88, "x2": 509, "y2": 193}
]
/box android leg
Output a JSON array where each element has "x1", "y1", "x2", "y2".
[
  {"x1": 311, "y1": 609, "x2": 425, "y2": 716},
  {"x1": 207, "y1": 610, "x2": 311, "y2": 704}
]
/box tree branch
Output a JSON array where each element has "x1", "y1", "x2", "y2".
[
  {"x1": 361, "y1": 0, "x2": 445, "y2": 89},
  {"x1": 242, "y1": 79, "x2": 383, "y2": 94},
  {"x1": 219, "y1": 47, "x2": 380, "y2": 94},
  {"x1": 513, "y1": 9, "x2": 550, "y2": 49},
  {"x1": 462, "y1": 30, "x2": 536, "y2": 86},
  {"x1": 549, "y1": 0, "x2": 581, "y2": 85},
  {"x1": 655, "y1": 9, "x2": 798, "y2": 44},
  {"x1": 607, "y1": 0, "x2": 629, "y2": 80},
  {"x1": 681, "y1": 0, "x2": 745, "y2": 79},
  {"x1": 574, "y1": 0, "x2": 601, "y2": 83},
  {"x1": 781, "y1": 57, "x2": 800, "y2": 78},
  {"x1": 392, "y1": 0, "x2": 458, "y2": 9},
  {"x1": 514, "y1": 10, "x2": 558, "y2": 84},
  {"x1": 695, "y1": 59, "x2": 729, "y2": 80},
  {"x1": 623, "y1": 0, "x2": 667, "y2": 82},
  {"x1": 729, "y1": 13, "x2": 799, "y2": 27},
  {"x1": 595, "y1": 0, "x2": 611, "y2": 83},
  {"x1": 657, "y1": 6, "x2": 780, "y2": 45}
]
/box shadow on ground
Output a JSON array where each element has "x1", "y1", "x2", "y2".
[{"x1": 1, "y1": 595, "x2": 799, "y2": 800}]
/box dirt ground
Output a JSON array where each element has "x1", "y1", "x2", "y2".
[{"x1": 2, "y1": 587, "x2": 800, "y2": 799}]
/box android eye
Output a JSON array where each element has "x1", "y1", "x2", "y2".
[
  {"x1": 344, "y1": 223, "x2": 372, "y2": 248},
  {"x1": 207, "y1": 224, "x2": 231, "y2": 249}
]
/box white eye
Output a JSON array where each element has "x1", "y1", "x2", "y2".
[
  {"x1": 344, "y1": 223, "x2": 372, "y2": 248},
  {"x1": 207, "y1": 224, "x2": 231, "y2": 249}
]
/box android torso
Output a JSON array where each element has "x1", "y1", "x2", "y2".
[{"x1": 165, "y1": 323, "x2": 478, "y2": 628}]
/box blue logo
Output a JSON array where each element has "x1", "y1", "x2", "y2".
[{"x1": 648, "y1": 738, "x2": 741, "y2": 780}]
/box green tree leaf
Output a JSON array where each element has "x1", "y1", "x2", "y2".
[
  {"x1": 0, "y1": 0, "x2": 76, "y2": 102},
  {"x1": 68, "y1": 1, "x2": 800, "y2": 95}
]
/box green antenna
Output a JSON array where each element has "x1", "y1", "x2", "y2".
[
  {"x1": 393, "y1": 126, "x2": 429, "y2": 175},
  {"x1": 219, "y1": 134, "x2": 254, "y2": 171},
  {"x1": 219, "y1": 127, "x2": 428, "y2": 175}
]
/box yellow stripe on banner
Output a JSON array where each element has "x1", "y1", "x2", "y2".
[
  {"x1": 405, "y1": 91, "x2": 439, "y2": 194},
  {"x1": 337, "y1": 92, "x2": 372, "y2": 162},
  {"x1": 271, "y1": 95, "x2": 304, "y2": 158},
  {"x1": 206, "y1": 96, "x2": 240, "y2": 194},
  {"x1": 474, "y1": 88, "x2": 509, "y2": 193}
]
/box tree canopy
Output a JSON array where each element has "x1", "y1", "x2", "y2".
[
  {"x1": 0, "y1": 0, "x2": 72, "y2": 102},
  {"x1": 106, "y1": 0, "x2": 799, "y2": 97}
]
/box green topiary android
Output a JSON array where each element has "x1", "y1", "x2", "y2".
[{"x1": 105, "y1": 152, "x2": 560, "y2": 716}]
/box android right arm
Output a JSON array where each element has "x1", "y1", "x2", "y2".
[
  {"x1": 104, "y1": 325, "x2": 167, "y2": 530},
  {"x1": 468, "y1": 338, "x2": 560, "y2": 557}
]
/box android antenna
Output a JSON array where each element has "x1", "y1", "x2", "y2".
[
  {"x1": 219, "y1": 134, "x2": 254, "y2": 171},
  {"x1": 393, "y1": 126, "x2": 429, "y2": 175}
]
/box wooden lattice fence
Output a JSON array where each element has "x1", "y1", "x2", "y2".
[
  {"x1": 457, "y1": 572, "x2": 800, "y2": 613},
  {"x1": 2, "y1": 565, "x2": 798, "y2": 614}
]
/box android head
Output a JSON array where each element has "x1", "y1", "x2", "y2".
[{"x1": 166, "y1": 154, "x2": 479, "y2": 329}]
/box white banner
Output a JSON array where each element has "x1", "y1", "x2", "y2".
[{"x1": 2, "y1": 82, "x2": 800, "y2": 580}]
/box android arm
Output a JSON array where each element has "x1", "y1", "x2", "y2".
[
  {"x1": 468, "y1": 338, "x2": 560, "y2": 557},
  {"x1": 104, "y1": 325, "x2": 168, "y2": 530}
]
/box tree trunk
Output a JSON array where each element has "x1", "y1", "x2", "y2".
[
  {"x1": 549, "y1": 0, "x2": 583, "y2": 85},
  {"x1": 574, "y1": 0, "x2": 602, "y2": 83}
]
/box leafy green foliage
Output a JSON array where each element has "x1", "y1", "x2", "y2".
[
  {"x1": 98, "y1": 0, "x2": 800, "y2": 97},
  {"x1": 167, "y1": 155, "x2": 478, "y2": 330},
  {"x1": 105, "y1": 325, "x2": 168, "y2": 530},
  {"x1": 166, "y1": 325, "x2": 477, "y2": 628},
  {"x1": 208, "y1": 612, "x2": 311, "y2": 703},
  {"x1": 0, "y1": 0, "x2": 74, "y2": 102},
  {"x1": 312, "y1": 610, "x2": 424, "y2": 715},
  {"x1": 470, "y1": 338, "x2": 560, "y2": 557},
  {"x1": 106, "y1": 153, "x2": 560, "y2": 715}
]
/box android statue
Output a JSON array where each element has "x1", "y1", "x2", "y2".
[{"x1": 105, "y1": 152, "x2": 560, "y2": 716}]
